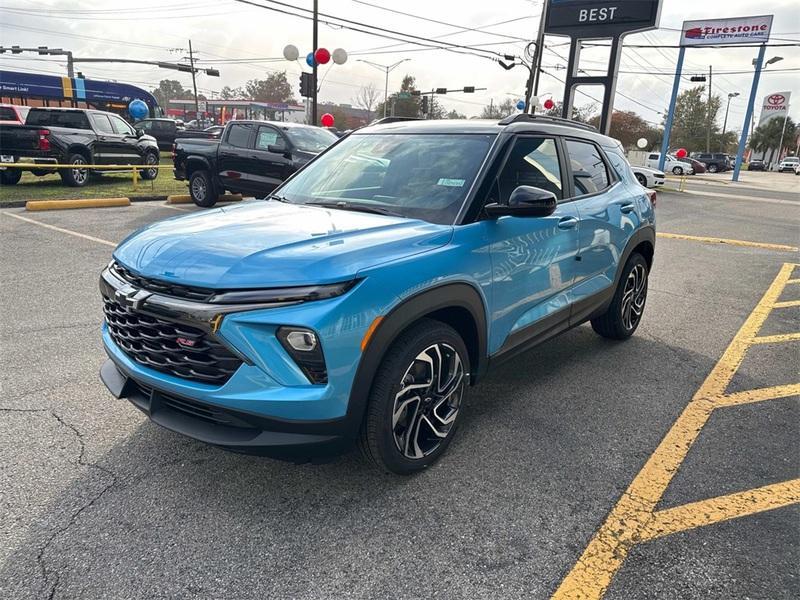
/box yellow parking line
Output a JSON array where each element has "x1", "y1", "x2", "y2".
[
  {"x1": 773, "y1": 300, "x2": 800, "y2": 308},
  {"x1": 714, "y1": 383, "x2": 800, "y2": 408},
  {"x1": 642, "y1": 479, "x2": 800, "y2": 541},
  {"x1": 552, "y1": 262, "x2": 799, "y2": 600},
  {"x1": 750, "y1": 332, "x2": 800, "y2": 345},
  {"x1": 787, "y1": 278, "x2": 800, "y2": 284},
  {"x1": 656, "y1": 232, "x2": 799, "y2": 253},
  {"x1": 1, "y1": 212, "x2": 116, "y2": 247}
]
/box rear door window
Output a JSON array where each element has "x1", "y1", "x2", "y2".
[
  {"x1": 226, "y1": 124, "x2": 252, "y2": 148},
  {"x1": 565, "y1": 139, "x2": 611, "y2": 196}
]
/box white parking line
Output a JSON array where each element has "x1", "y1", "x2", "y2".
[{"x1": 1, "y1": 212, "x2": 116, "y2": 247}]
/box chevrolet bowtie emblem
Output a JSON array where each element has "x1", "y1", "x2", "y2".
[{"x1": 115, "y1": 288, "x2": 151, "y2": 311}]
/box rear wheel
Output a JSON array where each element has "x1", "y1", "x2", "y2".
[
  {"x1": 139, "y1": 152, "x2": 159, "y2": 180},
  {"x1": 0, "y1": 168, "x2": 21, "y2": 185},
  {"x1": 707, "y1": 163, "x2": 719, "y2": 173},
  {"x1": 189, "y1": 170, "x2": 218, "y2": 207},
  {"x1": 359, "y1": 319, "x2": 469, "y2": 475},
  {"x1": 635, "y1": 173, "x2": 647, "y2": 187},
  {"x1": 60, "y1": 154, "x2": 89, "y2": 187},
  {"x1": 672, "y1": 166, "x2": 683, "y2": 175},
  {"x1": 591, "y1": 253, "x2": 649, "y2": 340}
]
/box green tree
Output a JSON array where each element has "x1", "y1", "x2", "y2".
[
  {"x1": 542, "y1": 101, "x2": 597, "y2": 123},
  {"x1": 375, "y1": 75, "x2": 421, "y2": 118},
  {"x1": 151, "y1": 79, "x2": 187, "y2": 108},
  {"x1": 219, "y1": 85, "x2": 245, "y2": 100},
  {"x1": 588, "y1": 110, "x2": 652, "y2": 150},
  {"x1": 244, "y1": 72, "x2": 296, "y2": 103},
  {"x1": 446, "y1": 109, "x2": 467, "y2": 119},
  {"x1": 664, "y1": 86, "x2": 721, "y2": 153},
  {"x1": 749, "y1": 116, "x2": 797, "y2": 165}
]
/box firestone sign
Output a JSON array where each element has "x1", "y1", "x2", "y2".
[
  {"x1": 758, "y1": 91, "x2": 791, "y2": 126},
  {"x1": 680, "y1": 15, "x2": 773, "y2": 46}
]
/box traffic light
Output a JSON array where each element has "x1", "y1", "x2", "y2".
[
  {"x1": 299, "y1": 72, "x2": 313, "y2": 98},
  {"x1": 435, "y1": 87, "x2": 447, "y2": 95},
  {"x1": 463, "y1": 86, "x2": 475, "y2": 93},
  {"x1": 690, "y1": 75, "x2": 707, "y2": 82},
  {"x1": 421, "y1": 96, "x2": 429, "y2": 114}
]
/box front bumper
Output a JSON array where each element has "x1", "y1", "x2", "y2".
[{"x1": 101, "y1": 357, "x2": 352, "y2": 461}]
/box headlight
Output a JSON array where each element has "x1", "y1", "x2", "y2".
[
  {"x1": 277, "y1": 326, "x2": 327, "y2": 384},
  {"x1": 209, "y1": 280, "x2": 358, "y2": 305}
]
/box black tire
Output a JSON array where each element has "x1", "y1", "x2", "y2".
[
  {"x1": 0, "y1": 168, "x2": 21, "y2": 185},
  {"x1": 189, "y1": 170, "x2": 218, "y2": 207},
  {"x1": 359, "y1": 318, "x2": 469, "y2": 475},
  {"x1": 139, "y1": 152, "x2": 159, "y2": 181},
  {"x1": 672, "y1": 166, "x2": 683, "y2": 175},
  {"x1": 60, "y1": 153, "x2": 89, "y2": 187},
  {"x1": 635, "y1": 173, "x2": 647, "y2": 187},
  {"x1": 591, "y1": 253, "x2": 649, "y2": 340},
  {"x1": 707, "y1": 163, "x2": 718, "y2": 173}
]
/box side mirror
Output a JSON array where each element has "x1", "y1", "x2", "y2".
[
  {"x1": 135, "y1": 128, "x2": 144, "y2": 138},
  {"x1": 268, "y1": 144, "x2": 290, "y2": 156},
  {"x1": 484, "y1": 185, "x2": 558, "y2": 218}
]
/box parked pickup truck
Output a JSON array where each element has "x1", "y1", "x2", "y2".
[
  {"x1": 0, "y1": 107, "x2": 160, "y2": 187},
  {"x1": 173, "y1": 120, "x2": 338, "y2": 206}
]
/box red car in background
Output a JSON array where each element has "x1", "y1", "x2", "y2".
[
  {"x1": 0, "y1": 104, "x2": 30, "y2": 125},
  {"x1": 688, "y1": 158, "x2": 707, "y2": 174}
]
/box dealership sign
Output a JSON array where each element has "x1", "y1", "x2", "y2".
[
  {"x1": 545, "y1": 0, "x2": 662, "y2": 37},
  {"x1": 680, "y1": 15, "x2": 773, "y2": 46},
  {"x1": 758, "y1": 91, "x2": 791, "y2": 126}
]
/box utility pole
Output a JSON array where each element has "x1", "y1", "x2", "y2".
[
  {"x1": 312, "y1": 0, "x2": 319, "y2": 126},
  {"x1": 705, "y1": 65, "x2": 712, "y2": 152},
  {"x1": 356, "y1": 59, "x2": 411, "y2": 118},
  {"x1": 530, "y1": 0, "x2": 549, "y2": 113},
  {"x1": 188, "y1": 40, "x2": 199, "y2": 121}
]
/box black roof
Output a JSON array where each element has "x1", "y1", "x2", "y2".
[{"x1": 355, "y1": 114, "x2": 616, "y2": 146}]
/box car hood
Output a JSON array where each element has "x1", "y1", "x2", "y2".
[{"x1": 113, "y1": 201, "x2": 453, "y2": 288}]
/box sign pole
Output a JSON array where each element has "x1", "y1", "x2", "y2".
[
  {"x1": 733, "y1": 44, "x2": 766, "y2": 182},
  {"x1": 658, "y1": 45, "x2": 685, "y2": 172}
]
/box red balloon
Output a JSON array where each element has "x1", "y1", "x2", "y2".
[
  {"x1": 543, "y1": 98, "x2": 555, "y2": 110},
  {"x1": 314, "y1": 48, "x2": 331, "y2": 65},
  {"x1": 320, "y1": 113, "x2": 334, "y2": 127},
  {"x1": 675, "y1": 148, "x2": 688, "y2": 159}
]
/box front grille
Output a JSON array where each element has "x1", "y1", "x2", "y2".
[
  {"x1": 131, "y1": 380, "x2": 243, "y2": 427},
  {"x1": 111, "y1": 262, "x2": 215, "y2": 302},
  {"x1": 103, "y1": 298, "x2": 242, "y2": 385}
]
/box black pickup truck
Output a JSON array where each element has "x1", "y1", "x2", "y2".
[
  {"x1": 0, "y1": 107, "x2": 160, "y2": 186},
  {"x1": 173, "y1": 120, "x2": 337, "y2": 206}
]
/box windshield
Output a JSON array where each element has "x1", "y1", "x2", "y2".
[
  {"x1": 276, "y1": 132, "x2": 495, "y2": 225},
  {"x1": 285, "y1": 127, "x2": 338, "y2": 153}
]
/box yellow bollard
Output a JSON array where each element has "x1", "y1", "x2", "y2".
[{"x1": 132, "y1": 165, "x2": 138, "y2": 191}]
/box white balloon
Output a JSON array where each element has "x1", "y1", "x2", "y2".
[
  {"x1": 637, "y1": 137, "x2": 648, "y2": 149},
  {"x1": 530, "y1": 95, "x2": 540, "y2": 109},
  {"x1": 332, "y1": 48, "x2": 348, "y2": 65},
  {"x1": 283, "y1": 44, "x2": 299, "y2": 61}
]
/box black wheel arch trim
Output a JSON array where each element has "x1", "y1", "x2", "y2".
[{"x1": 344, "y1": 282, "x2": 488, "y2": 438}]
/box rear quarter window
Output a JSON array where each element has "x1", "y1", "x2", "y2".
[
  {"x1": 26, "y1": 110, "x2": 91, "y2": 129},
  {"x1": 0, "y1": 107, "x2": 20, "y2": 121}
]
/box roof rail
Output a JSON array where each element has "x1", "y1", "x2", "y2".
[
  {"x1": 498, "y1": 113, "x2": 598, "y2": 132},
  {"x1": 368, "y1": 116, "x2": 424, "y2": 126}
]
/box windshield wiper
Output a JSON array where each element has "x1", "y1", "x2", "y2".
[
  {"x1": 306, "y1": 201, "x2": 402, "y2": 217},
  {"x1": 266, "y1": 194, "x2": 290, "y2": 203}
]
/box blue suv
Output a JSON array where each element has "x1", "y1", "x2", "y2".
[{"x1": 99, "y1": 115, "x2": 655, "y2": 474}]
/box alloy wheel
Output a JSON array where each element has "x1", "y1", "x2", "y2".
[
  {"x1": 191, "y1": 177, "x2": 207, "y2": 202},
  {"x1": 392, "y1": 343, "x2": 465, "y2": 460},
  {"x1": 145, "y1": 154, "x2": 158, "y2": 179},
  {"x1": 621, "y1": 263, "x2": 647, "y2": 330},
  {"x1": 71, "y1": 157, "x2": 88, "y2": 184}
]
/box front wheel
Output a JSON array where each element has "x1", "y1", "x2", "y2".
[
  {"x1": 707, "y1": 163, "x2": 719, "y2": 173},
  {"x1": 672, "y1": 166, "x2": 683, "y2": 175},
  {"x1": 359, "y1": 319, "x2": 469, "y2": 475},
  {"x1": 635, "y1": 173, "x2": 647, "y2": 187},
  {"x1": 591, "y1": 253, "x2": 649, "y2": 340},
  {"x1": 139, "y1": 152, "x2": 159, "y2": 180},
  {"x1": 189, "y1": 170, "x2": 218, "y2": 207}
]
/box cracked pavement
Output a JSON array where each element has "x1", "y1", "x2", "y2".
[{"x1": 1, "y1": 186, "x2": 798, "y2": 600}]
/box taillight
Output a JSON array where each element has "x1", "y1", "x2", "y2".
[
  {"x1": 37, "y1": 129, "x2": 50, "y2": 151},
  {"x1": 647, "y1": 189, "x2": 657, "y2": 208}
]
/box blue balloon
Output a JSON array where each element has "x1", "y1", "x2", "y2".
[
  {"x1": 128, "y1": 99, "x2": 149, "y2": 120},
  {"x1": 306, "y1": 52, "x2": 315, "y2": 67},
  {"x1": 516, "y1": 100, "x2": 526, "y2": 110}
]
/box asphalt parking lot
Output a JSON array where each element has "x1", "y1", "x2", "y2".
[{"x1": 1, "y1": 184, "x2": 798, "y2": 599}]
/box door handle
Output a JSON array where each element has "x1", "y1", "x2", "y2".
[
  {"x1": 557, "y1": 216, "x2": 579, "y2": 229},
  {"x1": 619, "y1": 203, "x2": 635, "y2": 214}
]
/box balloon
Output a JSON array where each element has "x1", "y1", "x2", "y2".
[
  {"x1": 675, "y1": 148, "x2": 688, "y2": 159},
  {"x1": 314, "y1": 47, "x2": 331, "y2": 65},
  {"x1": 320, "y1": 113, "x2": 334, "y2": 127},
  {"x1": 283, "y1": 44, "x2": 299, "y2": 61},
  {"x1": 529, "y1": 95, "x2": 539, "y2": 108},
  {"x1": 332, "y1": 48, "x2": 348, "y2": 65},
  {"x1": 637, "y1": 138, "x2": 648, "y2": 149},
  {"x1": 128, "y1": 99, "x2": 148, "y2": 120},
  {"x1": 306, "y1": 52, "x2": 315, "y2": 67},
  {"x1": 543, "y1": 98, "x2": 555, "y2": 110},
  {"x1": 516, "y1": 100, "x2": 525, "y2": 111}
]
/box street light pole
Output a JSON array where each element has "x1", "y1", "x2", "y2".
[
  {"x1": 705, "y1": 65, "x2": 712, "y2": 152},
  {"x1": 188, "y1": 40, "x2": 199, "y2": 121},
  {"x1": 357, "y1": 59, "x2": 411, "y2": 118},
  {"x1": 721, "y1": 92, "x2": 739, "y2": 150}
]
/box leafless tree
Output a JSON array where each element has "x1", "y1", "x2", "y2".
[{"x1": 353, "y1": 83, "x2": 381, "y2": 123}]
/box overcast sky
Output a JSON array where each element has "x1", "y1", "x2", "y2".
[{"x1": 1, "y1": 0, "x2": 798, "y2": 128}]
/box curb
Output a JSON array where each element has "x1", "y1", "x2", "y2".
[{"x1": 26, "y1": 197, "x2": 131, "y2": 211}]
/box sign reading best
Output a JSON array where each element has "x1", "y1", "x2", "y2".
[{"x1": 681, "y1": 15, "x2": 773, "y2": 46}]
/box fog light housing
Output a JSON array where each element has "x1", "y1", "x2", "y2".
[{"x1": 277, "y1": 327, "x2": 327, "y2": 384}]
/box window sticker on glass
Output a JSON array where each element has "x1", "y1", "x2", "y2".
[{"x1": 437, "y1": 178, "x2": 465, "y2": 187}]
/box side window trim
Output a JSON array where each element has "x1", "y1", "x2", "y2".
[
  {"x1": 562, "y1": 136, "x2": 618, "y2": 201},
  {"x1": 255, "y1": 125, "x2": 286, "y2": 151}
]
